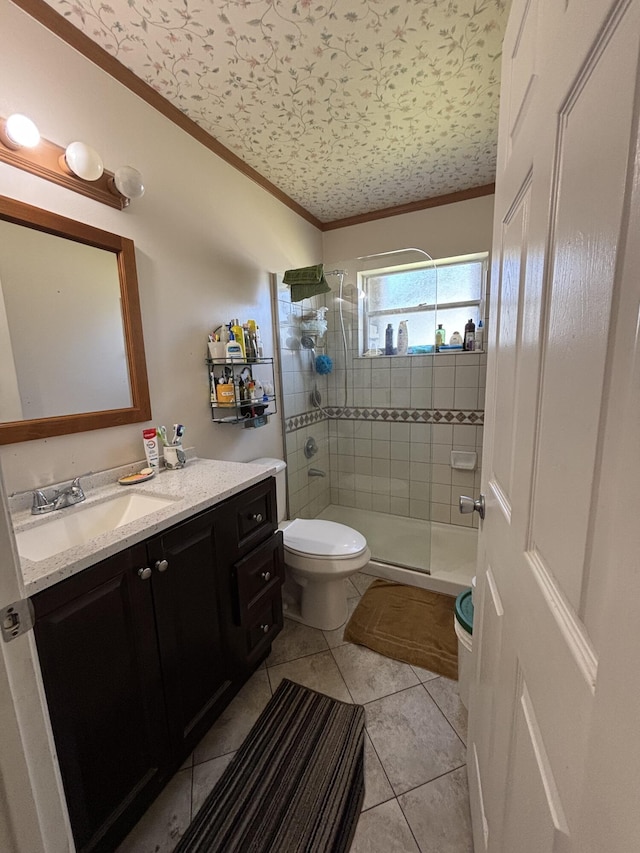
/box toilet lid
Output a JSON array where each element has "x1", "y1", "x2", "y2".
[{"x1": 282, "y1": 519, "x2": 367, "y2": 558}]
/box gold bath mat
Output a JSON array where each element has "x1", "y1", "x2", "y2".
[{"x1": 344, "y1": 580, "x2": 458, "y2": 680}]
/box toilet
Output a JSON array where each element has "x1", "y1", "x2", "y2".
[{"x1": 251, "y1": 458, "x2": 371, "y2": 630}]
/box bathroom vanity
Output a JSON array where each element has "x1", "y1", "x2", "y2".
[{"x1": 13, "y1": 460, "x2": 284, "y2": 853}]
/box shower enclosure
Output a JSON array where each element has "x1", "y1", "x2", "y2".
[{"x1": 274, "y1": 250, "x2": 485, "y2": 594}]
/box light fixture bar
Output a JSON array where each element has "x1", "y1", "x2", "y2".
[{"x1": 0, "y1": 117, "x2": 126, "y2": 210}]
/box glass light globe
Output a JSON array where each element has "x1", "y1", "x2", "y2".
[
  {"x1": 64, "y1": 141, "x2": 104, "y2": 181},
  {"x1": 4, "y1": 114, "x2": 40, "y2": 149},
  {"x1": 113, "y1": 166, "x2": 145, "y2": 199}
]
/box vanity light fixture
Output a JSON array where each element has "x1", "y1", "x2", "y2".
[
  {"x1": 0, "y1": 114, "x2": 41, "y2": 150},
  {"x1": 110, "y1": 166, "x2": 145, "y2": 202},
  {"x1": 0, "y1": 114, "x2": 145, "y2": 210},
  {"x1": 62, "y1": 141, "x2": 104, "y2": 181}
]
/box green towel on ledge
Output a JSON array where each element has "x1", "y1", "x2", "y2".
[{"x1": 284, "y1": 264, "x2": 331, "y2": 302}]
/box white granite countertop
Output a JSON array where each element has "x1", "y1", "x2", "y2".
[{"x1": 12, "y1": 457, "x2": 275, "y2": 596}]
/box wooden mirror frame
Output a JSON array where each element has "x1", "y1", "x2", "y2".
[{"x1": 0, "y1": 195, "x2": 151, "y2": 444}]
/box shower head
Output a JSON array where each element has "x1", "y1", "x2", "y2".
[{"x1": 300, "y1": 335, "x2": 316, "y2": 351}]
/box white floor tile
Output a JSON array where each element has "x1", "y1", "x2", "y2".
[
  {"x1": 365, "y1": 685, "x2": 467, "y2": 795},
  {"x1": 267, "y1": 649, "x2": 352, "y2": 703},
  {"x1": 398, "y1": 766, "x2": 473, "y2": 853},
  {"x1": 350, "y1": 799, "x2": 419, "y2": 853}
]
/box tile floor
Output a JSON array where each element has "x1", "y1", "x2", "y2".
[{"x1": 116, "y1": 572, "x2": 473, "y2": 853}]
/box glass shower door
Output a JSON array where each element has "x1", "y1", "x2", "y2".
[{"x1": 317, "y1": 251, "x2": 436, "y2": 574}]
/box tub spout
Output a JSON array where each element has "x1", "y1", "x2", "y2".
[{"x1": 308, "y1": 468, "x2": 326, "y2": 478}]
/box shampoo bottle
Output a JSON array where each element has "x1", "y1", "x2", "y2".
[
  {"x1": 397, "y1": 320, "x2": 408, "y2": 355},
  {"x1": 464, "y1": 319, "x2": 476, "y2": 351},
  {"x1": 435, "y1": 324, "x2": 445, "y2": 351},
  {"x1": 476, "y1": 320, "x2": 484, "y2": 351},
  {"x1": 385, "y1": 323, "x2": 394, "y2": 355}
]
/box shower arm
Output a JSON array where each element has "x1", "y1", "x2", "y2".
[{"x1": 356, "y1": 248, "x2": 436, "y2": 263}]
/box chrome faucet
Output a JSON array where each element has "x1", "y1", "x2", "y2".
[{"x1": 31, "y1": 478, "x2": 86, "y2": 514}]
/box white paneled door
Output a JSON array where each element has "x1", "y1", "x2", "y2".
[{"x1": 468, "y1": 0, "x2": 640, "y2": 851}]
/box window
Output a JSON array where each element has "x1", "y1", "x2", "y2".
[{"x1": 360, "y1": 252, "x2": 487, "y2": 354}]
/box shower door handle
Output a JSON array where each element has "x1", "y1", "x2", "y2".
[{"x1": 459, "y1": 494, "x2": 485, "y2": 520}]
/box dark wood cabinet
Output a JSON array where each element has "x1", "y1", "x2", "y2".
[{"x1": 31, "y1": 478, "x2": 283, "y2": 853}]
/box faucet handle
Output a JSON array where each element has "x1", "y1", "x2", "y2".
[
  {"x1": 31, "y1": 490, "x2": 53, "y2": 514},
  {"x1": 69, "y1": 477, "x2": 85, "y2": 502},
  {"x1": 32, "y1": 489, "x2": 48, "y2": 508}
]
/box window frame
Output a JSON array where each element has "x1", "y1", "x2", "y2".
[{"x1": 358, "y1": 251, "x2": 489, "y2": 355}]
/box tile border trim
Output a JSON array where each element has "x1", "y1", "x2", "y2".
[{"x1": 285, "y1": 407, "x2": 484, "y2": 433}]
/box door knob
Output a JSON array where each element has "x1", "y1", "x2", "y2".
[
  {"x1": 459, "y1": 494, "x2": 485, "y2": 520},
  {"x1": 155, "y1": 559, "x2": 169, "y2": 573},
  {"x1": 261, "y1": 571, "x2": 271, "y2": 582},
  {"x1": 250, "y1": 512, "x2": 264, "y2": 522},
  {"x1": 138, "y1": 567, "x2": 152, "y2": 580},
  {"x1": 260, "y1": 623, "x2": 270, "y2": 634}
]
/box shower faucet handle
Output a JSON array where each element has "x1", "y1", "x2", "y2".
[{"x1": 459, "y1": 494, "x2": 485, "y2": 520}]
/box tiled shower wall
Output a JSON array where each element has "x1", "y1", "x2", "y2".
[{"x1": 275, "y1": 273, "x2": 488, "y2": 527}]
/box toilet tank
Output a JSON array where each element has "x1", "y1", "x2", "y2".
[{"x1": 250, "y1": 458, "x2": 287, "y2": 523}]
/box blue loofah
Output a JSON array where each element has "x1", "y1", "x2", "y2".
[{"x1": 315, "y1": 354, "x2": 333, "y2": 375}]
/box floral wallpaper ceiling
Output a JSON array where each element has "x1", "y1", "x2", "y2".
[{"x1": 47, "y1": 0, "x2": 510, "y2": 222}]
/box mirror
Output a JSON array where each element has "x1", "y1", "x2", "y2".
[{"x1": 0, "y1": 195, "x2": 151, "y2": 444}]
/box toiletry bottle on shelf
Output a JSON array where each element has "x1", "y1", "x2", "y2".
[
  {"x1": 450, "y1": 331, "x2": 463, "y2": 347},
  {"x1": 476, "y1": 320, "x2": 484, "y2": 351},
  {"x1": 397, "y1": 320, "x2": 408, "y2": 355},
  {"x1": 435, "y1": 324, "x2": 445, "y2": 351},
  {"x1": 242, "y1": 325, "x2": 254, "y2": 362},
  {"x1": 231, "y1": 319, "x2": 246, "y2": 359},
  {"x1": 385, "y1": 323, "x2": 394, "y2": 355},
  {"x1": 255, "y1": 325, "x2": 264, "y2": 358},
  {"x1": 226, "y1": 336, "x2": 243, "y2": 359},
  {"x1": 464, "y1": 319, "x2": 476, "y2": 351}
]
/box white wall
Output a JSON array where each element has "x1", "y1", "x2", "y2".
[
  {"x1": 322, "y1": 194, "x2": 494, "y2": 263},
  {"x1": 0, "y1": 0, "x2": 322, "y2": 495}
]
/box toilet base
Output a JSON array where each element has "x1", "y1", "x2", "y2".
[{"x1": 283, "y1": 573, "x2": 350, "y2": 631}]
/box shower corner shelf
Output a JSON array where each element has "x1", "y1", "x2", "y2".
[{"x1": 206, "y1": 356, "x2": 277, "y2": 428}]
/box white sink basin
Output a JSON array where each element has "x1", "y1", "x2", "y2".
[{"x1": 15, "y1": 492, "x2": 177, "y2": 562}]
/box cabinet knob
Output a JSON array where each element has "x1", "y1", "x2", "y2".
[
  {"x1": 250, "y1": 512, "x2": 264, "y2": 523},
  {"x1": 260, "y1": 623, "x2": 270, "y2": 634},
  {"x1": 138, "y1": 567, "x2": 152, "y2": 581},
  {"x1": 155, "y1": 559, "x2": 169, "y2": 573},
  {"x1": 261, "y1": 571, "x2": 271, "y2": 582}
]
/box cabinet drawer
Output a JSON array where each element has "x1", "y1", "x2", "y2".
[
  {"x1": 245, "y1": 595, "x2": 283, "y2": 664},
  {"x1": 233, "y1": 532, "x2": 284, "y2": 627},
  {"x1": 230, "y1": 478, "x2": 276, "y2": 553}
]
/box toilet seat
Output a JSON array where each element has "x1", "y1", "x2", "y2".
[{"x1": 280, "y1": 519, "x2": 368, "y2": 560}]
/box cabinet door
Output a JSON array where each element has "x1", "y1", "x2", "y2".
[
  {"x1": 32, "y1": 544, "x2": 169, "y2": 853},
  {"x1": 148, "y1": 509, "x2": 234, "y2": 758}
]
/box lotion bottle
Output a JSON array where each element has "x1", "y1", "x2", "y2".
[
  {"x1": 476, "y1": 320, "x2": 484, "y2": 351},
  {"x1": 397, "y1": 320, "x2": 408, "y2": 355}
]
